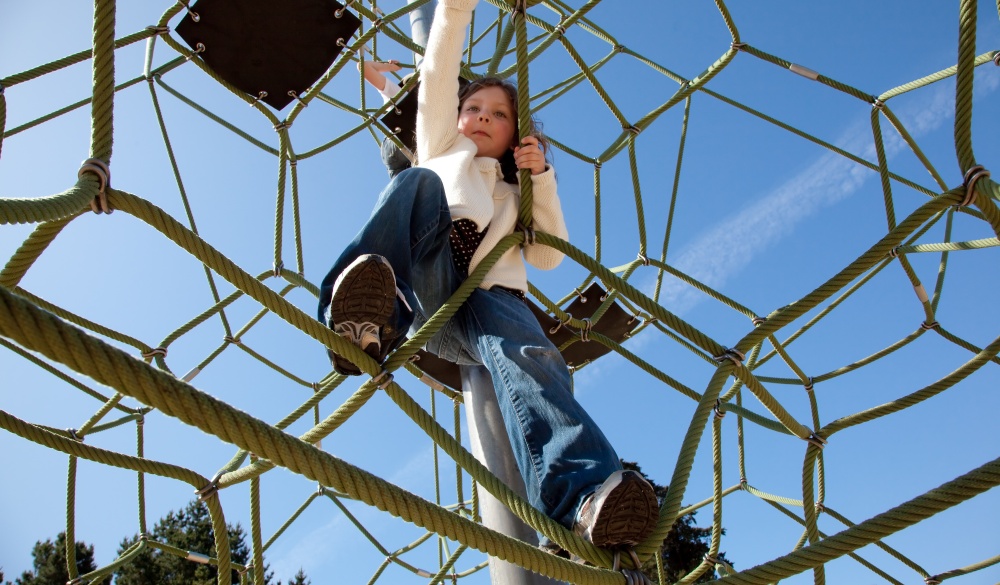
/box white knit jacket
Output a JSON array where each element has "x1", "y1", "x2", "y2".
[{"x1": 416, "y1": 0, "x2": 568, "y2": 292}]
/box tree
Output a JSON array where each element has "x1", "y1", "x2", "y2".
[
  {"x1": 13, "y1": 532, "x2": 109, "y2": 585},
  {"x1": 113, "y1": 499, "x2": 309, "y2": 585},
  {"x1": 622, "y1": 461, "x2": 733, "y2": 583},
  {"x1": 287, "y1": 568, "x2": 311, "y2": 585}
]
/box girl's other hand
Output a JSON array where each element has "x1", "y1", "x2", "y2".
[{"x1": 513, "y1": 136, "x2": 545, "y2": 176}]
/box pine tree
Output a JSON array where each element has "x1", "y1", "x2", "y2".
[
  {"x1": 12, "y1": 533, "x2": 108, "y2": 585},
  {"x1": 113, "y1": 499, "x2": 253, "y2": 585},
  {"x1": 287, "y1": 568, "x2": 311, "y2": 585}
]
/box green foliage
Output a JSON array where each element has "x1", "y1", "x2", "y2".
[
  {"x1": 12, "y1": 533, "x2": 108, "y2": 585},
  {"x1": 287, "y1": 568, "x2": 311, "y2": 585},
  {"x1": 621, "y1": 461, "x2": 733, "y2": 583},
  {"x1": 113, "y1": 499, "x2": 252, "y2": 585}
]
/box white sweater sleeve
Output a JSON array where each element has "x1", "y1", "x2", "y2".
[
  {"x1": 416, "y1": 0, "x2": 477, "y2": 163},
  {"x1": 523, "y1": 165, "x2": 568, "y2": 270}
]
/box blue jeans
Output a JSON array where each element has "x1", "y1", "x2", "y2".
[
  {"x1": 318, "y1": 168, "x2": 622, "y2": 529},
  {"x1": 381, "y1": 136, "x2": 412, "y2": 179}
]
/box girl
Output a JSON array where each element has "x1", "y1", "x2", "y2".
[{"x1": 318, "y1": 0, "x2": 657, "y2": 556}]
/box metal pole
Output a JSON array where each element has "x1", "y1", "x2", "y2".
[
  {"x1": 407, "y1": 0, "x2": 436, "y2": 67},
  {"x1": 462, "y1": 365, "x2": 563, "y2": 585}
]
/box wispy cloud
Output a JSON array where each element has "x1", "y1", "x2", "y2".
[{"x1": 574, "y1": 68, "x2": 999, "y2": 393}]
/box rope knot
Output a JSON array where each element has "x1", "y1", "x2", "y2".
[
  {"x1": 78, "y1": 158, "x2": 112, "y2": 214},
  {"x1": 961, "y1": 164, "x2": 990, "y2": 207}
]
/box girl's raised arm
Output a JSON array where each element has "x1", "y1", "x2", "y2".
[{"x1": 416, "y1": 0, "x2": 477, "y2": 162}]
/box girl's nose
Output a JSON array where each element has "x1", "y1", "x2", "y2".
[{"x1": 478, "y1": 113, "x2": 489, "y2": 122}]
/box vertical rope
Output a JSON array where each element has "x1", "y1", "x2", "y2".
[
  {"x1": 90, "y1": 0, "x2": 116, "y2": 163},
  {"x1": 513, "y1": 1, "x2": 535, "y2": 229},
  {"x1": 954, "y1": 0, "x2": 978, "y2": 171}
]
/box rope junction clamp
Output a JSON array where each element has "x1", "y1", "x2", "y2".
[
  {"x1": 713, "y1": 348, "x2": 745, "y2": 365},
  {"x1": 806, "y1": 433, "x2": 827, "y2": 449},
  {"x1": 145, "y1": 25, "x2": 170, "y2": 35},
  {"x1": 273, "y1": 260, "x2": 284, "y2": 277},
  {"x1": 961, "y1": 164, "x2": 990, "y2": 207},
  {"x1": 731, "y1": 42, "x2": 747, "y2": 51},
  {"x1": 580, "y1": 318, "x2": 592, "y2": 342},
  {"x1": 814, "y1": 501, "x2": 825, "y2": 513},
  {"x1": 871, "y1": 97, "x2": 886, "y2": 109},
  {"x1": 66, "y1": 428, "x2": 83, "y2": 442},
  {"x1": 994, "y1": 51, "x2": 1000, "y2": 66},
  {"x1": 78, "y1": 158, "x2": 112, "y2": 214},
  {"x1": 195, "y1": 472, "x2": 223, "y2": 501},
  {"x1": 752, "y1": 316, "x2": 766, "y2": 326},
  {"x1": 804, "y1": 378, "x2": 814, "y2": 393},
  {"x1": 273, "y1": 121, "x2": 292, "y2": 131},
  {"x1": 920, "y1": 320, "x2": 939, "y2": 331},
  {"x1": 925, "y1": 577, "x2": 942, "y2": 585},
  {"x1": 637, "y1": 252, "x2": 650, "y2": 266},
  {"x1": 520, "y1": 223, "x2": 536, "y2": 246},
  {"x1": 713, "y1": 399, "x2": 725, "y2": 420},
  {"x1": 142, "y1": 347, "x2": 168, "y2": 359},
  {"x1": 372, "y1": 370, "x2": 394, "y2": 389},
  {"x1": 888, "y1": 246, "x2": 900, "y2": 258}
]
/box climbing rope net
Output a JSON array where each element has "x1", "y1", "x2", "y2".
[{"x1": 2, "y1": 0, "x2": 1000, "y2": 584}]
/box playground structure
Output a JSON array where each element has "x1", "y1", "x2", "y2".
[{"x1": 2, "y1": 1, "x2": 1000, "y2": 584}]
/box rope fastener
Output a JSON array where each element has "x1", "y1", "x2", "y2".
[
  {"x1": 187, "y1": 42, "x2": 205, "y2": 61},
  {"x1": 66, "y1": 428, "x2": 84, "y2": 442},
  {"x1": 250, "y1": 91, "x2": 268, "y2": 107},
  {"x1": 637, "y1": 253, "x2": 650, "y2": 266},
  {"x1": 871, "y1": 97, "x2": 886, "y2": 110},
  {"x1": 713, "y1": 348, "x2": 745, "y2": 365},
  {"x1": 804, "y1": 378, "x2": 814, "y2": 393},
  {"x1": 519, "y1": 223, "x2": 536, "y2": 246},
  {"x1": 273, "y1": 260, "x2": 284, "y2": 278},
  {"x1": 806, "y1": 433, "x2": 827, "y2": 449},
  {"x1": 372, "y1": 370, "x2": 394, "y2": 389},
  {"x1": 713, "y1": 399, "x2": 725, "y2": 420},
  {"x1": 961, "y1": 164, "x2": 990, "y2": 207},
  {"x1": 78, "y1": 158, "x2": 112, "y2": 214},
  {"x1": 195, "y1": 472, "x2": 223, "y2": 501},
  {"x1": 549, "y1": 312, "x2": 572, "y2": 335},
  {"x1": 334, "y1": 0, "x2": 355, "y2": 18},
  {"x1": 920, "y1": 320, "x2": 939, "y2": 331},
  {"x1": 579, "y1": 318, "x2": 593, "y2": 342},
  {"x1": 273, "y1": 121, "x2": 292, "y2": 132},
  {"x1": 925, "y1": 577, "x2": 942, "y2": 585},
  {"x1": 142, "y1": 347, "x2": 167, "y2": 360},
  {"x1": 993, "y1": 51, "x2": 1000, "y2": 66},
  {"x1": 145, "y1": 25, "x2": 170, "y2": 35},
  {"x1": 287, "y1": 90, "x2": 308, "y2": 107},
  {"x1": 731, "y1": 41, "x2": 746, "y2": 51}
]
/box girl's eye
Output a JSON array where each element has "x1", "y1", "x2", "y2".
[
  {"x1": 494, "y1": 111, "x2": 507, "y2": 119},
  {"x1": 466, "y1": 105, "x2": 479, "y2": 112}
]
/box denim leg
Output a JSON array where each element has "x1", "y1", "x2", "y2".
[
  {"x1": 457, "y1": 288, "x2": 623, "y2": 529},
  {"x1": 317, "y1": 168, "x2": 458, "y2": 342}
]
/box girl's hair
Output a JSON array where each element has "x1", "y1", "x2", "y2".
[{"x1": 458, "y1": 76, "x2": 550, "y2": 184}]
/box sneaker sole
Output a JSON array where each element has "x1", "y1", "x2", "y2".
[
  {"x1": 587, "y1": 471, "x2": 659, "y2": 548},
  {"x1": 329, "y1": 255, "x2": 396, "y2": 375}
]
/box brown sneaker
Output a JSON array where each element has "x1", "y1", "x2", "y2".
[{"x1": 573, "y1": 470, "x2": 658, "y2": 549}]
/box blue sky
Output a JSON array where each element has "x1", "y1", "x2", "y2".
[{"x1": 2, "y1": 1, "x2": 999, "y2": 584}]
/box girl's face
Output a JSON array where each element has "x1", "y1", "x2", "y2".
[{"x1": 457, "y1": 86, "x2": 517, "y2": 160}]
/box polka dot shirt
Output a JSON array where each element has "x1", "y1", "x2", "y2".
[{"x1": 449, "y1": 218, "x2": 526, "y2": 302}]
